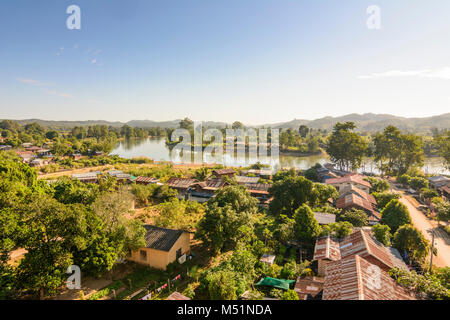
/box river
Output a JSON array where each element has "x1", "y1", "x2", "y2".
[{"x1": 111, "y1": 138, "x2": 449, "y2": 175}]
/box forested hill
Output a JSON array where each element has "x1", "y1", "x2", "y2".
[{"x1": 3, "y1": 112, "x2": 449, "y2": 133}]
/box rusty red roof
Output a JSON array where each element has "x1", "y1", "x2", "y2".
[
  {"x1": 336, "y1": 193, "x2": 380, "y2": 221},
  {"x1": 166, "y1": 177, "x2": 198, "y2": 189},
  {"x1": 339, "y1": 229, "x2": 408, "y2": 271},
  {"x1": 135, "y1": 176, "x2": 159, "y2": 184},
  {"x1": 213, "y1": 168, "x2": 236, "y2": 175},
  {"x1": 294, "y1": 277, "x2": 324, "y2": 300},
  {"x1": 339, "y1": 185, "x2": 376, "y2": 205},
  {"x1": 323, "y1": 255, "x2": 417, "y2": 300},
  {"x1": 326, "y1": 174, "x2": 371, "y2": 189},
  {"x1": 313, "y1": 236, "x2": 341, "y2": 261},
  {"x1": 166, "y1": 291, "x2": 191, "y2": 300}
]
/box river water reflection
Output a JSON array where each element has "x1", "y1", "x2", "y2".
[{"x1": 112, "y1": 138, "x2": 449, "y2": 175}]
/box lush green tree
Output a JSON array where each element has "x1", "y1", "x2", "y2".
[
  {"x1": 397, "y1": 174, "x2": 411, "y2": 186},
  {"x1": 372, "y1": 192, "x2": 401, "y2": 210},
  {"x1": 390, "y1": 267, "x2": 450, "y2": 300},
  {"x1": 45, "y1": 131, "x2": 59, "y2": 140},
  {"x1": 435, "y1": 201, "x2": 450, "y2": 225},
  {"x1": 321, "y1": 221, "x2": 353, "y2": 239},
  {"x1": 192, "y1": 167, "x2": 212, "y2": 181},
  {"x1": 274, "y1": 214, "x2": 295, "y2": 243},
  {"x1": 337, "y1": 208, "x2": 369, "y2": 227},
  {"x1": 269, "y1": 176, "x2": 315, "y2": 217},
  {"x1": 92, "y1": 188, "x2": 146, "y2": 259},
  {"x1": 206, "y1": 269, "x2": 238, "y2": 300},
  {"x1": 326, "y1": 122, "x2": 368, "y2": 171},
  {"x1": 312, "y1": 183, "x2": 339, "y2": 207},
  {"x1": 373, "y1": 126, "x2": 424, "y2": 176},
  {"x1": 298, "y1": 125, "x2": 309, "y2": 138},
  {"x1": 421, "y1": 188, "x2": 439, "y2": 200},
  {"x1": 365, "y1": 177, "x2": 390, "y2": 193},
  {"x1": 155, "y1": 199, "x2": 204, "y2": 231},
  {"x1": 179, "y1": 118, "x2": 194, "y2": 131},
  {"x1": 409, "y1": 177, "x2": 429, "y2": 190},
  {"x1": 281, "y1": 289, "x2": 299, "y2": 300},
  {"x1": 371, "y1": 224, "x2": 391, "y2": 246},
  {"x1": 434, "y1": 130, "x2": 450, "y2": 170},
  {"x1": 196, "y1": 186, "x2": 258, "y2": 253},
  {"x1": 293, "y1": 204, "x2": 321, "y2": 244},
  {"x1": 381, "y1": 199, "x2": 412, "y2": 233},
  {"x1": 280, "y1": 260, "x2": 312, "y2": 280},
  {"x1": 231, "y1": 121, "x2": 245, "y2": 130},
  {"x1": 393, "y1": 225, "x2": 429, "y2": 264}
]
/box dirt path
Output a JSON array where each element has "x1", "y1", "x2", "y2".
[
  {"x1": 393, "y1": 189, "x2": 450, "y2": 268},
  {"x1": 37, "y1": 165, "x2": 115, "y2": 180}
]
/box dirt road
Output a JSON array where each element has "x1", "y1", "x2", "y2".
[{"x1": 394, "y1": 189, "x2": 450, "y2": 268}]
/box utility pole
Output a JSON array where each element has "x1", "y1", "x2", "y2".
[{"x1": 429, "y1": 231, "x2": 435, "y2": 273}]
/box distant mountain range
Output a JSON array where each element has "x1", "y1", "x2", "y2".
[{"x1": 4, "y1": 113, "x2": 450, "y2": 133}]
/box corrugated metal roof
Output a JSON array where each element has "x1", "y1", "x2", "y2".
[
  {"x1": 326, "y1": 174, "x2": 371, "y2": 189},
  {"x1": 313, "y1": 236, "x2": 341, "y2": 261},
  {"x1": 143, "y1": 225, "x2": 185, "y2": 252},
  {"x1": 166, "y1": 177, "x2": 198, "y2": 189},
  {"x1": 314, "y1": 212, "x2": 336, "y2": 225},
  {"x1": 235, "y1": 176, "x2": 260, "y2": 184},
  {"x1": 294, "y1": 277, "x2": 324, "y2": 299},
  {"x1": 339, "y1": 185, "x2": 377, "y2": 205},
  {"x1": 322, "y1": 255, "x2": 417, "y2": 300}
]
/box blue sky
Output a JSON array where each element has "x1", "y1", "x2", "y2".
[{"x1": 1, "y1": 0, "x2": 450, "y2": 124}]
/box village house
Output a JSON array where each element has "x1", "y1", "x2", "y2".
[
  {"x1": 243, "y1": 169, "x2": 274, "y2": 180},
  {"x1": 128, "y1": 225, "x2": 191, "y2": 270},
  {"x1": 188, "y1": 178, "x2": 228, "y2": 203},
  {"x1": 313, "y1": 236, "x2": 341, "y2": 276},
  {"x1": 29, "y1": 158, "x2": 49, "y2": 167},
  {"x1": 325, "y1": 174, "x2": 371, "y2": 194},
  {"x1": 166, "y1": 177, "x2": 199, "y2": 199},
  {"x1": 71, "y1": 153, "x2": 84, "y2": 160},
  {"x1": 243, "y1": 183, "x2": 272, "y2": 208},
  {"x1": 336, "y1": 193, "x2": 380, "y2": 225},
  {"x1": 107, "y1": 170, "x2": 135, "y2": 183},
  {"x1": 338, "y1": 185, "x2": 377, "y2": 208},
  {"x1": 0, "y1": 145, "x2": 12, "y2": 151},
  {"x1": 15, "y1": 150, "x2": 35, "y2": 163},
  {"x1": 428, "y1": 175, "x2": 450, "y2": 190},
  {"x1": 438, "y1": 185, "x2": 450, "y2": 201},
  {"x1": 235, "y1": 175, "x2": 260, "y2": 184},
  {"x1": 72, "y1": 171, "x2": 101, "y2": 183},
  {"x1": 322, "y1": 255, "x2": 417, "y2": 300},
  {"x1": 212, "y1": 168, "x2": 236, "y2": 179},
  {"x1": 22, "y1": 142, "x2": 33, "y2": 148},
  {"x1": 135, "y1": 176, "x2": 161, "y2": 185},
  {"x1": 313, "y1": 229, "x2": 407, "y2": 277},
  {"x1": 294, "y1": 276, "x2": 324, "y2": 300}
]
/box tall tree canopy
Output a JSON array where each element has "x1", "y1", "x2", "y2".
[
  {"x1": 373, "y1": 126, "x2": 424, "y2": 176},
  {"x1": 326, "y1": 122, "x2": 368, "y2": 171}
]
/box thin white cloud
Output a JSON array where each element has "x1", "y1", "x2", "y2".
[
  {"x1": 91, "y1": 58, "x2": 97, "y2": 64},
  {"x1": 43, "y1": 90, "x2": 72, "y2": 98},
  {"x1": 16, "y1": 78, "x2": 45, "y2": 86},
  {"x1": 16, "y1": 77, "x2": 72, "y2": 98},
  {"x1": 358, "y1": 67, "x2": 450, "y2": 80}
]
